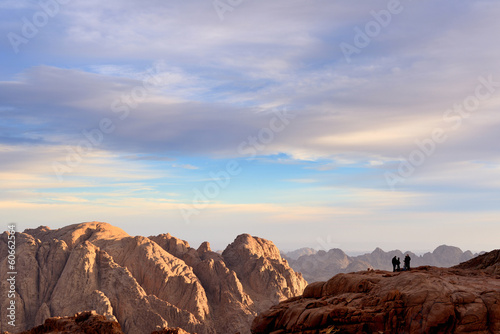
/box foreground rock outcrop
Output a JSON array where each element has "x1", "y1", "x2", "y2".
[
  {"x1": 252, "y1": 250, "x2": 500, "y2": 334},
  {"x1": 0, "y1": 222, "x2": 306, "y2": 334},
  {"x1": 9, "y1": 311, "x2": 123, "y2": 334},
  {"x1": 0, "y1": 310, "x2": 194, "y2": 334}
]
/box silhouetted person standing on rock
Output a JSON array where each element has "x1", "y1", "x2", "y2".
[
  {"x1": 404, "y1": 254, "x2": 411, "y2": 270},
  {"x1": 396, "y1": 257, "x2": 401, "y2": 271},
  {"x1": 392, "y1": 256, "x2": 397, "y2": 272}
]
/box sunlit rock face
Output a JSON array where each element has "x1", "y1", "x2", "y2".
[{"x1": 0, "y1": 222, "x2": 306, "y2": 334}]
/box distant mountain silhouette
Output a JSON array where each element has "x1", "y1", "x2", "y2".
[
  {"x1": 280, "y1": 247, "x2": 316, "y2": 260},
  {"x1": 282, "y1": 245, "x2": 480, "y2": 282}
]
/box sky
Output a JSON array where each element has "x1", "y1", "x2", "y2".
[{"x1": 1, "y1": 0, "x2": 499, "y2": 253}]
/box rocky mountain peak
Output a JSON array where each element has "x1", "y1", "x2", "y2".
[
  {"x1": 432, "y1": 244, "x2": 463, "y2": 260},
  {"x1": 222, "y1": 234, "x2": 307, "y2": 312},
  {"x1": 197, "y1": 241, "x2": 211, "y2": 253},
  {"x1": 223, "y1": 234, "x2": 283, "y2": 266}
]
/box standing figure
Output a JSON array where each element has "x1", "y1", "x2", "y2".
[
  {"x1": 396, "y1": 257, "x2": 401, "y2": 271},
  {"x1": 392, "y1": 256, "x2": 398, "y2": 272},
  {"x1": 404, "y1": 254, "x2": 411, "y2": 271}
]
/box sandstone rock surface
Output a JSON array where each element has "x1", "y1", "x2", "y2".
[
  {"x1": 0, "y1": 310, "x2": 196, "y2": 334},
  {"x1": 151, "y1": 328, "x2": 193, "y2": 334},
  {"x1": 0, "y1": 222, "x2": 305, "y2": 334},
  {"x1": 6, "y1": 311, "x2": 123, "y2": 334},
  {"x1": 252, "y1": 250, "x2": 500, "y2": 334}
]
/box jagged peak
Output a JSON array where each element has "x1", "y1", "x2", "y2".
[
  {"x1": 372, "y1": 247, "x2": 385, "y2": 254},
  {"x1": 197, "y1": 241, "x2": 211, "y2": 253}
]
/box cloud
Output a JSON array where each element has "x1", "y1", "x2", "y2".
[
  {"x1": 172, "y1": 164, "x2": 198, "y2": 170},
  {"x1": 284, "y1": 178, "x2": 318, "y2": 184},
  {"x1": 2, "y1": 61, "x2": 500, "y2": 177},
  {"x1": 122, "y1": 154, "x2": 174, "y2": 162},
  {"x1": 2, "y1": 0, "x2": 500, "y2": 251}
]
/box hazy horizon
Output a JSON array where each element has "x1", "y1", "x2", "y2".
[
  {"x1": 2, "y1": 1, "x2": 499, "y2": 253},
  {"x1": 15, "y1": 220, "x2": 492, "y2": 256}
]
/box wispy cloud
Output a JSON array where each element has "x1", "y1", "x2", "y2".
[{"x1": 284, "y1": 178, "x2": 318, "y2": 184}]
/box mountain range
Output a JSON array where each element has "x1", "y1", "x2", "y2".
[
  {"x1": 282, "y1": 245, "x2": 480, "y2": 282},
  {"x1": 1, "y1": 221, "x2": 495, "y2": 334},
  {"x1": 8, "y1": 247, "x2": 500, "y2": 334},
  {"x1": 0, "y1": 222, "x2": 306, "y2": 334}
]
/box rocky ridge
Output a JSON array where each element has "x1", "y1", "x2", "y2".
[
  {"x1": 0, "y1": 222, "x2": 306, "y2": 334},
  {"x1": 252, "y1": 249, "x2": 500, "y2": 333},
  {"x1": 454, "y1": 249, "x2": 500, "y2": 275}
]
